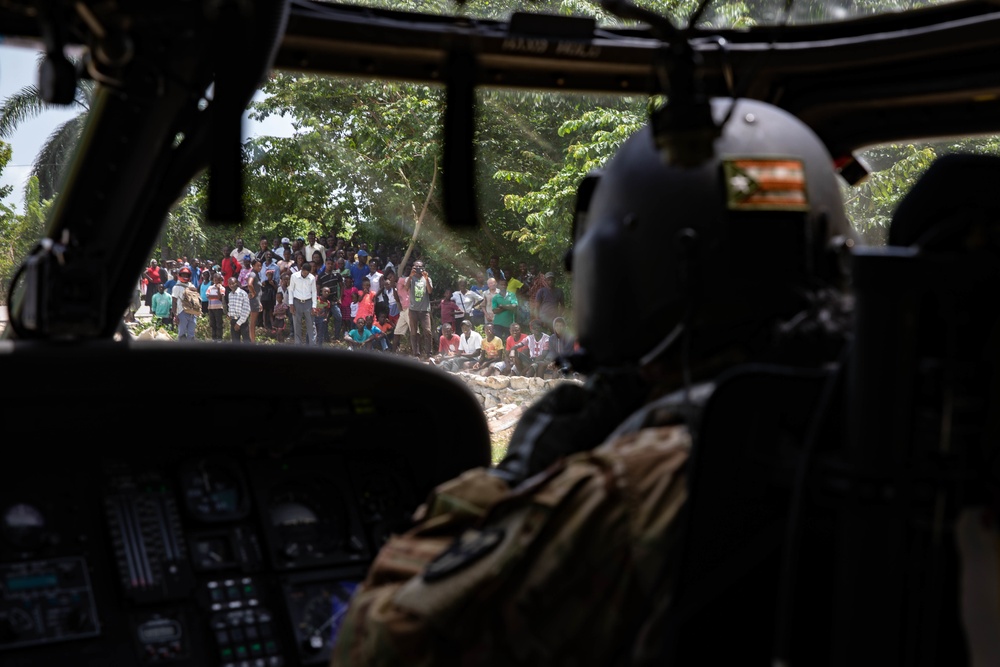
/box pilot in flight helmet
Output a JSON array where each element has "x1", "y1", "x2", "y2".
[{"x1": 569, "y1": 97, "x2": 857, "y2": 370}]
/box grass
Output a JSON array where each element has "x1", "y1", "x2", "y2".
[{"x1": 490, "y1": 429, "x2": 511, "y2": 465}]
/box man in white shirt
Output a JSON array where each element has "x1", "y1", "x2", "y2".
[
  {"x1": 452, "y1": 278, "x2": 484, "y2": 322},
  {"x1": 288, "y1": 262, "x2": 318, "y2": 345},
  {"x1": 304, "y1": 230, "x2": 326, "y2": 262},
  {"x1": 439, "y1": 320, "x2": 482, "y2": 372},
  {"x1": 230, "y1": 238, "x2": 251, "y2": 260}
]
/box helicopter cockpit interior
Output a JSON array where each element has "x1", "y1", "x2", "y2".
[{"x1": 2, "y1": 0, "x2": 1000, "y2": 664}]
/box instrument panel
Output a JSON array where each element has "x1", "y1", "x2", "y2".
[
  {"x1": 0, "y1": 344, "x2": 490, "y2": 666},
  {"x1": 0, "y1": 448, "x2": 416, "y2": 667}
]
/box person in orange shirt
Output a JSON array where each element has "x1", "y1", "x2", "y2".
[
  {"x1": 504, "y1": 322, "x2": 529, "y2": 375},
  {"x1": 356, "y1": 277, "x2": 376, "y2": 323}
]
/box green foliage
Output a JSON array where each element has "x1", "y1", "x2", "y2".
[
  {"x1": 846, "y1": 145, "x2": 937, "y2": 244},
  {"x1": 0, "y1": 175, "x2": 52, "y2": 305},
  {"x1": 494, "y1": 102, "x2": 646, "y2": 266}
]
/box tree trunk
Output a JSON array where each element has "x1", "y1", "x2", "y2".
[{"x1": 399, "y1": 156, "x2": 437, "y2": 273}]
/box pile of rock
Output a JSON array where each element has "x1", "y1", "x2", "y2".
[{"x1": 451, "y1": 372, "x2": 583, "y2": 437}]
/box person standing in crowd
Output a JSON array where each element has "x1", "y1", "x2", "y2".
[
  {"x1": 486, "y1": 255, "x2": 505, "y2": 281},
  {"x1": 198, "y1": 269, "x2": 211, "y2": 315},
  {"x1": 246, "y1": 259, "x2": 263, "y2": 342},
  {"x1": 291, "y1": 236, "x2": 306, "y2": 259},
  {"x1": 481, "y1": 276, "x2": 498, "y2": 329},
  {"x1": 151, "y1": 283, "x2": 172, "y2": 328},
  {"x1": 277, "y1": 246, "x2": 294, "y2": 275},
  {"x1": 176, "y1": 281, "x2": 201, "y2": 340},
  {"x1": 238, "y1": 255, "x2": 253, "y2": 288},
  {"x1": 394, "y1": 266, "x2": 411, "y2": 353},
  {"x1": 278, "y1": 272, "x2": 290, "y2": 306},
  {"x1": 288, "y1": 260, "x2": 318, "y2": 345},
  {"x1": 491, "y1": 278, "x2": 517, "y2": 342},
  {"x1": 534, "y1": 272, "x2": 565, "y2": 329},
  {"x1": 351, "y1": 249, "x2": 371, "y2": 286},
  {"x1": 367, "y1": 259, "x2": 384, "y2": 294},
  {"x1": 255, "y1": 236, "x2": 270, "y2": 263},
  {"x1": 272, "y1": 292, "x2": 289, "y2": 343},
  {"x1": 469, "y1": 273, "x2": 488, "y2": 326},
  {"x1": 261, "y1": 251, "x2": 280, "y2": 286},
  {"x1": 403, "y1": 261, "x2": 433, "y2": 360},
  {"x1": 314, "y1": 287, "x2": 333, "y2": 345},
  {"x1": 170, "y1": 267, "x2": 193, "y2": 333},
  {"x1": 230, "y1": 238, "x2": 251, "y2": 261},
  {"x1": 339, "y1": 276, "x2": 359, "y2": 337},
  {"x1": 305, "y1": 230, "x2": 326, "y2": 262},
  {"x1": 452, "y1": 277, "x2": 484, "y2": 324},
  {"x1": 227, "y1": 277, "x2": 251, "y2": 343},
  {"x1": 260, "y1": 269, "x2": 278, "y2": 334},
  {"x1": 221, "y1": 245, "x2": 240, "y2": 285},
  {"x1": 439, "y1": 287, "x2": 461, "y2": 337},
  {"x1": 271, "y1": 237, "x2": 285, "y2": 259},
  {"x1": 144, "y1": 259, "x2": 165, "y2": 308},
  {"x1": 318, "y1": 256, "x2": 343, "y2": 339},
  {"x1": 357, "y1": 278, "x2": 376, "y2": 324},
  {"x1": 373, "y1": 270, "x2": 393, "y2": 320},
  {"x1": 206, "y1": 274, "x2": 226, "y2": 341}
]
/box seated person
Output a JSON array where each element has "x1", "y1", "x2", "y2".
[
  {"x1": 519, "y1": 319, "x2": 550, "y2": 377},
  {"x1": 544, "y1": 316, "x2": 576, "y2": 378},
  {"x1": 473, "y1": 323, "x2": 505, "y2": 375},
  {"x1": 344, "y1": 317, "x2": 375, "y2": 350},
  {"x1": 439, "y1": 319, "x2": 482, "y2": 372},
  {"x1": 432, "y1": 323, "x2": 462, "y2": 368},
  {"x1": 331, "y1": 98, "x2": 857, "y2": 667},
  {"x1": 364, "y1": 315, "x2": 390, "y2": 351},
  {"x1": 504, "y1": 322, "x2": 530, "y2": 375}
]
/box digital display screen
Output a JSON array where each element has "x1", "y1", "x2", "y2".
[
  {"x1": 327, "y1": 581, "x2": 359, "y2": 646},
  {"x1": 6, "y1": 573, "x2": 57, "y2": 591}
]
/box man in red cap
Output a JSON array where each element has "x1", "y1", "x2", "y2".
[{"x1": 171, "y1": 267, "x2": 200, "y2": 339}]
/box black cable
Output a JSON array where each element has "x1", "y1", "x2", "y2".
[{"x1": 771, "y1": 341, "x2": 852, "y2": 666}]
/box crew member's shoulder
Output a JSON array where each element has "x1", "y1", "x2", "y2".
[{"x1": 605, "y1": 382, "x2": 716, "y2": 442}]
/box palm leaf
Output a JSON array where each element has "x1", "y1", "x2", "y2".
[
  {"x1": 29, "y1": 114, "x2": 88, "y2": 200},
  {"x1": 0, "y1": 85, "x2": 52, "y2": 139}
]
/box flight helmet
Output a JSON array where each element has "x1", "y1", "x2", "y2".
[{"x1": 570, "y1": 98, "x2": 857, "y2": 369}]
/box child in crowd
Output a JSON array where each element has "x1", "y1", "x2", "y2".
[
  {"x1": 314, "y1": 288, "x2": 332, "y2": 345},
  {"x1": 350, "y1": 290, "x2": 361, "y2": 323},
  {"x1": 439, "y1": 287, "x2": 461, "y2": 336},
  {"x1": 272, "y1": 292, "x2": 289, "y2": 343}
]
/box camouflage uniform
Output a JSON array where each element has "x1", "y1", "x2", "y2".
[{"x1": 331, "y1": 423, "x2": 690, "y2": 667}]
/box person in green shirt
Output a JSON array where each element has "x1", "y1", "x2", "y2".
[
  {"x1": 151, "y1": 284, "x2": 173, "y2": 328},
  {"x1": 491, "y1": 278, "x2": 518, "y2": 341}
]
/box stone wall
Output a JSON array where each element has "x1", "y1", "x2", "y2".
[{"x1": 451, "y1": 372, "x2": 583, "y2": 434}]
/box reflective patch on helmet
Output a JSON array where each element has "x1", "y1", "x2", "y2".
[{"x1": 724, "y1": 158, "x2": 810, "y2": 211}]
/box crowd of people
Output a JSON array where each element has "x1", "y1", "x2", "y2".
[{"x1": 135, "y1": 233, "x2": 575, "y2": 377}]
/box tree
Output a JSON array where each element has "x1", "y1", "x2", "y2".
[
  {"x1": 0, "y1": 74, "x2": 94, "y2": 201},
  {"x1": 0, "y1": 171, "x2": 52, "y2": 305}
]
